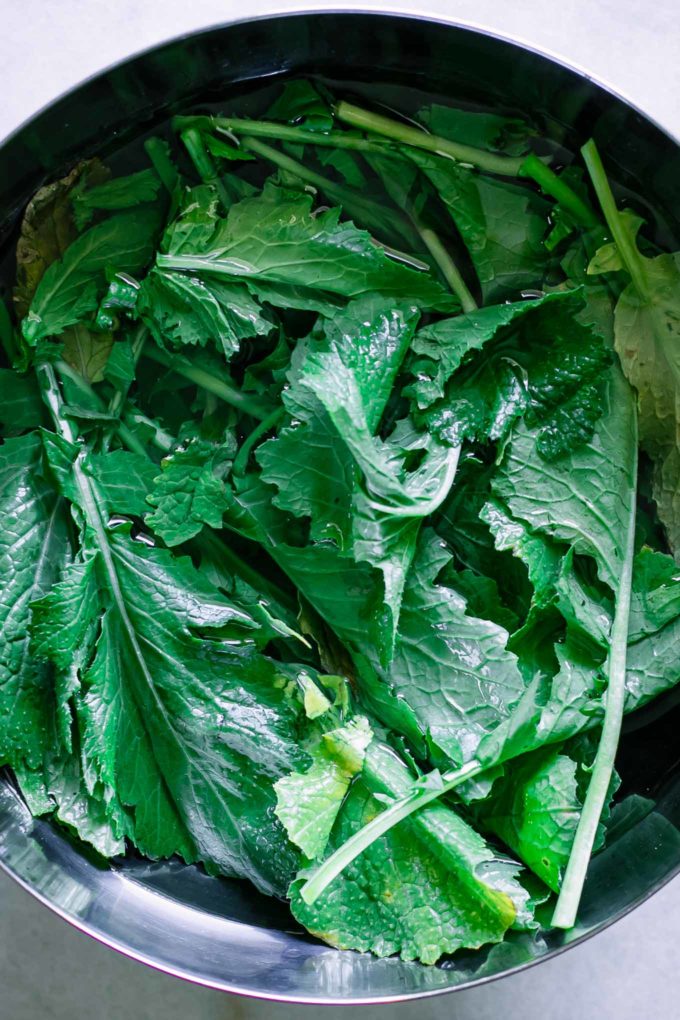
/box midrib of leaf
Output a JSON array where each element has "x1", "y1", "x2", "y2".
[
  {"x1": 37, "y1": 363, "x2": 208, "y2": 844},
  {"x1": 11, "y1": 497, "x2": 64, "y2": 691}
]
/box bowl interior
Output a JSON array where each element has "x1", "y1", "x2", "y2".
[{"x1": 2, "y1": 11, "x2": 680, "y2": 1004}]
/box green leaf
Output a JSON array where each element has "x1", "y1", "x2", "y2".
[
  {"x1": 479, "y1": 747, "x2": 585, "y2": 892},
  {"x1": 0, "y1": 369, "x2": 45, "y2": 431},
  {"x1": 418, "y1": 105, "x2": 536, "y2": 157},
  {"x1": 583, "y1": 142, "x2": 680, "y2": 556},
  {"x1": 0, "y1": 433, "x2": 70, "y2": 778},
  {"x1": 103, "y1": 337, "x2": 137, "y2": 390},
  {"x1": 275, "y1": 716, "x2": 373, "y2": 860},
  {"x1": 291, "y1": 740, "x2": 529, "y2": 963},
  {"x1": 418, "y1": 289, "x2": 611, "y2": 459},
  {"x1": 203, "y1": 134, "x2": 256, "y2": 162},
  {"x1": 405, "y1": 148, "x2": 550, "y2": 302},
  {"x1": 146, "y1": 428, "x2": 237, "y2": 546},
  {"x1": 258, "y1": 298, "x2": 458, "y2": 651},
  {"x1": 410, "y1": 291, "x2": 567, "y2": 408},
  {"x1": 36, "y1": 430, "x2": 315, "y2": 893},
  {"x1": 61, "y1": 323, "x2": 114, "y2": 383},
  {"x1": 72, "y1": 168, "x2": 162, "y2": 229},
  {"x1": 494, "y1": 363, "x2": 637, "y2": 590},
  {"x1": 138, "y1": 267, "x2": 275, "y2": 360},
  {"x1": 14, "y1": 160, "x2": 107, "y2": 317},
  {"x1": 22, "y1": 208, "x2": 162, "y2": 343},
  {"x1": 90, "y1": 449, "x2": 158, "y2": 518},
  {"x1": 267, "y1": 80, "x2": 334, "y2": 133},
  {"x1": 363, "y1": 530, "x2": 527, "y2": 766},
  {"x1": 157, "y1": 182, "x2": 458, "y2": 313}
]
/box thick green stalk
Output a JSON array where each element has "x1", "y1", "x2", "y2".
[
  {"x1": 144, "y1": 137, "x2": 179, "y2": 195},
  {"x1": 180, "y1": 127, "x2": 231, "y2": 211},
  {"x1": 335, "y1": 100, "x2": 526, "y2": 177},
  {"x1": 519, "y1": 153, "x2": 599, "y2": 229},
  {"x1": 581, "y1": 139, "x2": 649, "y2": 297},
  {"x1": 299, "y1": 758, "x2": 484, "y2": 904},
  {"x1": 143, "y1": 345, "x2": 272, "y2": 421},
  {"x1": 418, "y1": 228, "x2": 477, "y2": 312},
  {"x1": 172, "y1": 115, "x2": 394, "y2": 155},
  {"x1": 232, "y1": 408, "x2": 285, "y2": 477}
]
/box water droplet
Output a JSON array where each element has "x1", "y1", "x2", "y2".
[{"x1": 107, "y1": 515, "x2": 132, "y2": 529}]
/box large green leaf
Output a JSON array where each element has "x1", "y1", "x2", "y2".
[
  {"x1": 38, "y1": 435, "x2": 317, "y2": 895},
  {"x1": 156, "y1": 181, "x2": 458, "y2": 312},
  {"x1": 362, "y1": 530, "x2": 527, "y2": 766},
  {"x1": 417, "y1": 289, "x2": 611, "y2": 459},
  {"x1": 494, "y1": 364, "x2": 637, "y2": 590},
  {"x1": 290, "y1": 741, "x2": 531, "y2": 963}
]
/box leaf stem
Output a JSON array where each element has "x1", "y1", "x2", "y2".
[
  {"x1": 299, "y1": 758, "x2": 483, "y2": 904},
  {"x1": 551, "y1": 397, "x2": 638, "y2": 929},
  {"x1": 335, "y1": 100, "x2": 526, "y2": 177},
  {"x1": 54, "y1": 359, "x2": 150, "y2": 459},
  {"x1": 417, "y1": 229, "x2": 477, "y2": 312},
  {"x1": 519, "y1": 153, "x2": 599, "y2": 229},
  {"x1": 144, "y1": 137, "x2": 179, "y2": 196},
  {"x1": 172, "y1": 115, "x2": 394, "y2": 155},
  {"x1": 107, "y1": 323, "x2": 147, "y2": 420},
  {"x1": 143, "y1": 346, "x2": 272, "y2": 421},
  {"x1": 233, "y1": 408, "x2": 285, "y2": 477},
  {"x1": 581, "y1": 139, "x2": 650, "y2": 298}
]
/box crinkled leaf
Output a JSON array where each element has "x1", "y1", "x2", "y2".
[
  {"x1": 494, "y1": 364, "x2": 637, "y2": 589},
  {"x1": 419, "y1": 289, "x2": 611, "y2": 459},
  {"x1": 157, "y1": 182, "x2": 457, "y2": 313},
  {"x1": 146, "y1": 429, "x2": 237, "y2": 546},
  {"x1": 35, "y1": 436, "x2": 316, "y2": 894},
  {"x1": 0, "y1": 433, "x2": 70, "y2": 782},
  {"x1": 138, "y1": 267, "x2": 275, "y2": 360},
  {"x1": 479, "y1": 748, "x2": 585, "y2": 892},
  {"x1": 291, "y1": 741, "x2": 531, "y2": 963},
  {"x1": 361, "y1": 530, "x2": 526, "y2": 766}
]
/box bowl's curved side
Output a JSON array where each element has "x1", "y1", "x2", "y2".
[{"x1": 2, "y1": 10, "x2": 680, "y2": 1003}]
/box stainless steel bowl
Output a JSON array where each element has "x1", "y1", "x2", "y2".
[{"x1": 2, "y1": 11, "x2": 680, "y2": 1004}]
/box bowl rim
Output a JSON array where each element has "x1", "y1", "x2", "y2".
[{"x1": 2, "y1": 7, "x2": 680, "y2": 1004}]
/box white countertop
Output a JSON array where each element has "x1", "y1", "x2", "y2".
[{"x1": 3, "y1": 2, "x2": 680, "y2": 1017}]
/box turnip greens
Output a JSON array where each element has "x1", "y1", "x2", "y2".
[{"x1": 2, "y1": 78, "x2": 680, "y2": 963}]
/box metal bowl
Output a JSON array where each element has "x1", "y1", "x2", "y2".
[{"x1": 2, "y1": 11, "x2": 680, "y2": 1005}]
